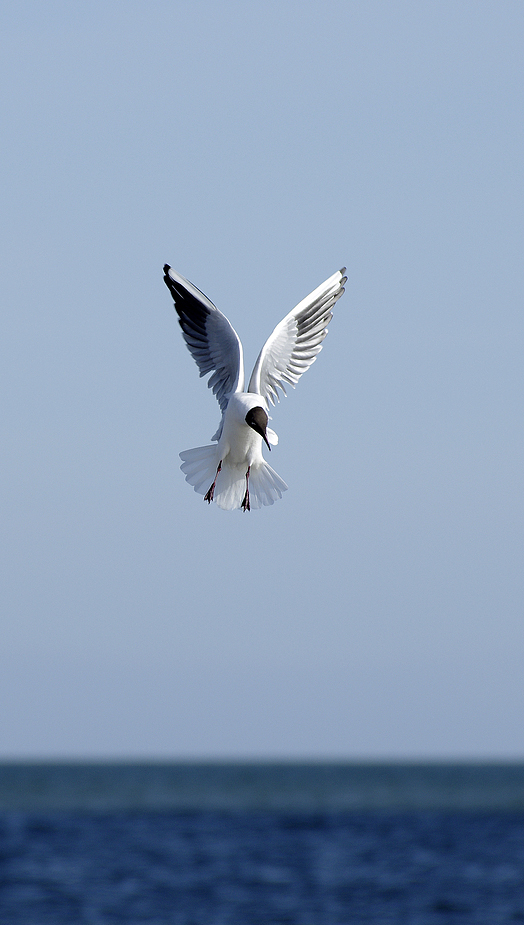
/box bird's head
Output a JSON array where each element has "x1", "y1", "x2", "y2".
[{"x1": 245, "y1": 406, "x2": 271, "y2": 451}]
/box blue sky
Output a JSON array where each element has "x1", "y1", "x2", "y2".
[{"x1": 1, "y1": 0, "x2": 523, "y2": 758}]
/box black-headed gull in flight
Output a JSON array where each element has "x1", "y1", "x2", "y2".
[{"x1": 163, "y1": 265, "x2": 347, "y2": 511}]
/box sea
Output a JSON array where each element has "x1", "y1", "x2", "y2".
[{"x1": 1, "y1": 762, "x2": 524, "y2": 924}]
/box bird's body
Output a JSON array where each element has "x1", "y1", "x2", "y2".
[
  {"x1": 164, "y1": 264, "x2": 347, "y2": 510},
  {"x1": 217, "y1": 393, "x2": 269, "y2": 468}
]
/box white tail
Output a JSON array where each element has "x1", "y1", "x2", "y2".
[{"x1": 180, "y1": 446, "x2": 288, "y2": 510}]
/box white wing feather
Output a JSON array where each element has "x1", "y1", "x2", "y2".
[
  {"x1": 163, "y1": 265, "x2": 244, "y2": 413},
  {"x1": 247, "y1": 268, "x2": 347, "y2": 405}
]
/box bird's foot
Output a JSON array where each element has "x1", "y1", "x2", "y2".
[
  {"x1": 241, "y1": 466, "x2": 251, "y2": 512},
  {"x1": 204, "y1": 461, "x2": 222, "y2": 504}
]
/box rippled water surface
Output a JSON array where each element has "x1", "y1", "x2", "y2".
[{"x1": 1, "y1": 764, "x2": 524, "y2": 923}]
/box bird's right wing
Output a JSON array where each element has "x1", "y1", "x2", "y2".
[
  {"x1": 163, "y1": 265, "x2": 244, "y2": 413},
  {"x1": 248, "y1": 268, "x2": 346, "y2": 405}
]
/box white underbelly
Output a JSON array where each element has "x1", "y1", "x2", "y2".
[{"x1": 221, "y1": 425, "x2": 263, "y2": 468}]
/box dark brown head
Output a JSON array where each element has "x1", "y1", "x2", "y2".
[{"x1": 245, "y1": 406, "x2": 271, "y2": 451}]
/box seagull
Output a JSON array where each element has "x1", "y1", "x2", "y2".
[{"x1": 163, "y1": 264, "x2": 347, "y2": 511}]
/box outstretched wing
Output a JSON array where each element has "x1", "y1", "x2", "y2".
[
  {"x1": 163, "y1": 265, "x2": 244, "y2": 413},
  {"x1": 248, "y1": 268, "x2": 346, "y2": 405}
]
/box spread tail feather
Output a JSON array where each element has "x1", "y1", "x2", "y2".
[
  {"x1": 180, "y1": 445, "x2": 220, "y2": 494},
  {"x1": 179, "y1": 446, "x2": 288, "y2": 510}
]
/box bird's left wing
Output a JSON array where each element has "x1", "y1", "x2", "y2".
[
  {"x1": 248, "y1": 268, "x2": 346, "y2": 405},
  {"x1": 163, "y1": 265, "x2": 244, "y2": 413}
]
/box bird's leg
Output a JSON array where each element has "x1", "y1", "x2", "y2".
[
  {"x1": 241, "y1": 466, "x2": 251, "y2": 512},
  {"x1": 204, "y1": 460, "x2": 222, "y2": 503}
]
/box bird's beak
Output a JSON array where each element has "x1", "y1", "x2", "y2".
[{"x1": 252, "y1": 421, "x2": 271, "y2": 451}]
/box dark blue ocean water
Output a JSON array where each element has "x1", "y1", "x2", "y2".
[{"x1": 1, "y1": 764, "x2": 524, "y2": 924}]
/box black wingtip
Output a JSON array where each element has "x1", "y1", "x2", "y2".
[{"x1": 163, "y1": 265, "x2": 174, "y2": 294}]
